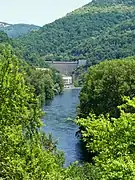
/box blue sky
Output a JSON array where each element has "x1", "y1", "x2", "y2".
[{"x1": 0, "y1": 0, "x2": 91, "y2": 26}]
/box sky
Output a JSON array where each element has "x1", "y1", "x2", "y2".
[{"x1": 0, "y1": 0, "x2": 91, "y2": 26}]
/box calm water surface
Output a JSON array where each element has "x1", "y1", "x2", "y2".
[{"x1": 42, "y1": 88, "x2": 84, "y2": 166}]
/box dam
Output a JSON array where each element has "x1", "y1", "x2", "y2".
[{"x1": 47, "y1": 60, "x2": 87, "y2": 75}]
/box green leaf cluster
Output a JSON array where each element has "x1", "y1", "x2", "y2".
[
  {"x1": 77, "y1": 97, "x2": 135, "y2": 179},
  {"x1": 80, "y1": 57, "x2": 135, "y2": 118},
  {"x1": 76, "y1": 57, "x2": 135, "y2": 179},
  {"x1": 0, "y1": 55, "x2": 64, "y2": 179},
  {"x1": 0, "y1": 41, "x2": 64, "y2": 105}
]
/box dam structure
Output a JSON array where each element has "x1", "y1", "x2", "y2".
[
  {"x1": 46, "y1": 60, "x2": 87, "y2": 88},
  {"x1": 47, "y1": 60, "x2": 86, "y2": 75}
]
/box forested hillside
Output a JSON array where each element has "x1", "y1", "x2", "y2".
[
  {"x1": 0, "y1": 23, "x2": 40, "y2": 38},
  {"x1": 0, "y1": 30, "x2": 47, "y2": 67},
  {"x1": 0, "y1": 31, "x2": 64, "y2": 105},
  {"x1": 13, "y1": 0, "x2": 135, "y2": 65}
]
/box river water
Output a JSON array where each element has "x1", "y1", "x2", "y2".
[{"x1": 42, "y1": 88, "x2": 84, "y2": 166}]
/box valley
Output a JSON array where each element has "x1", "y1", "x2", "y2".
[{"x1": 0, "y1": 0, "x2": 135, "y2": 179}]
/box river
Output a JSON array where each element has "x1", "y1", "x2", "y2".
[{"x1": 42, "y1": 88, "x2": 84, "y2": 166}]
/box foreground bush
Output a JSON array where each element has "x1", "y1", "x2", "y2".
[
  {"x1": 0, "y1": 53, "x2": 65, "y2": 179},
  {"x1": 77, "y1": 97, "x2": 135, "y2": 179}
]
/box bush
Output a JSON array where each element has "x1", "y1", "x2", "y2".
[{"x1": 77, "y1": 97, "x2": 135, "y2": 179}]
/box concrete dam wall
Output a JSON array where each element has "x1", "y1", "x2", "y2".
[{"x1": 47, "y1": 60, "x2": 86, "y2": 75}]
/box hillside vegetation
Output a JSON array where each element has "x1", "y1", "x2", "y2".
[
  {"x1": 13, "y1": 0, "x2": 135, "y2": 65},
  {"x1": 0, "y1": 31, "x2": 64, "y2": 105}
]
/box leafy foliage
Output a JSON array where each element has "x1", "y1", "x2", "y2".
[
  {"x1": 73, "y1": 65, "x2": 88, "y2": 87},
  {"x1": 79, "y1": 57, "x2": 135, "y2": 118},
  {"x1": 0, "y1": 31, "x2": 10, "y2": 43},
  {"x1": 0, "y1": 54, "x2": 64, "y2": 179},
  {"x1": 27, "y1": 69, "x2": 54, "y2": 105},
  {"x1": 0, "y1": 29, "x2": 48, "y2": 67},
  {"x1": 77, "y1": 97, "x2": 135, "y2": 179},
  {"x1": 0, "y1": 41, "x2": 64, "y2": 104}
]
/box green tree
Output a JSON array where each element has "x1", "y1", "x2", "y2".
[
  {"x1": 77, "y1": 97, "x2": 135, "y2": 179},
  {"x1": 0, "y1": 52, "x2": 65, "y2": 179},
  {"x1": 0, "y1": 31, "x2": 10, "y2": 43},
  {"x1": 52, "y1": 69, "x2": 64, "y2": 94},
  {"x1": 79, "y1": 57, "x2": 135, "y2": 118},
  {"x1": 27, "y1": 69, "x2": 55, "y2": 105}
]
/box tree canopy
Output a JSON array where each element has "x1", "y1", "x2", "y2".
[
  {"x1": 77, "y1": 97, "x2": 135, "y2": 179},
  {"x1": 0, "y1": 37, "x2": 64, "y2": 105},
  {"x1": 79, "y1": 57, "x2": 135, "y2": 118},
  {"x1": 0, "y1": 54, "x2": 62, "y2": 179}
]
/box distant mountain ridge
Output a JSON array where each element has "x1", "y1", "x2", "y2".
[
  {"x1": 13, "y1": 0, "x2": 135, "y2": 65},
  {"x1": 0, "y1": 22, "x2": 11, "y2": 28},
  {"x1": 0, "y1": 22, "x2": 40, "y2": 38}
]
